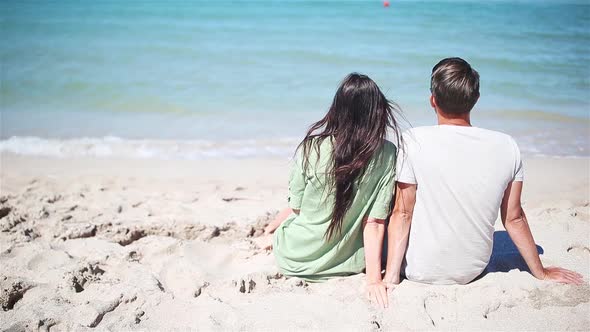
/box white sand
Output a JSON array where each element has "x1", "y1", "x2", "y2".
[{"x1": 0, "y1": 153, "x2": 588, "y2": 331}]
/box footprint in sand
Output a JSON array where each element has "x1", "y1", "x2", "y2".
[
  {"x1": 0, "y1": 207, "x2": 27, "y2": 232},
  {"x1": 46, "y1": 194, "x2": 62, "y2": 204},
  {"x1": 237, "y1": 278, "x2": 256, "y2": 293},
  {"x1": 64, "y1": 262, "x2": 105, "y2": 293},
  {"x1": 0, "y1": 206, "x2": 12, "y2": 219},
  {"x1": 0, "y1": 277, "x2": 35, "y2": 311},
  {"x1": 566, "y1": 245, "x2": 590, "y2": 254}
]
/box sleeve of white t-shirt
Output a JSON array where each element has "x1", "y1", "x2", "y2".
[
  {"x1": 511, "y1": 138, "x2": 524, "y2": 182},
  {"x1": 394, "y1": 144, "x2": 417, "y2": 184}
]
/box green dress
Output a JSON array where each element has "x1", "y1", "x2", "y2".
[{"x1": 273, "y1": 138, "x2": 397, "y2": 281}]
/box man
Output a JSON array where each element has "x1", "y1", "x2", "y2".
[{"x1": 379, "y1": 58, "x2": 583, "y2": 294}]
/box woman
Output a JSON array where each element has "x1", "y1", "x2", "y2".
[{"x1": 260, "y1": 73, "x2": 402, "y2": 307}]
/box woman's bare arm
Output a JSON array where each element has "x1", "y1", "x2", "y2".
[
  {"x1": 363, "y1": 217, "x2": 387, "y2": 308},
  {"x1": 264, "y1": 207, "x2": 296, "y2": 235}
]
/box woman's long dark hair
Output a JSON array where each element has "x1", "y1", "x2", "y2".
[{"x1": 297, "y1": 73, "x2": 403, "y2": 239}]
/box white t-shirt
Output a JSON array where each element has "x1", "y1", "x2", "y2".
[{"x1": 396, "y1": 125, "x2": 523, "y2": 285}]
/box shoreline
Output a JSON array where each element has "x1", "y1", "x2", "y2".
[
  {"x1": 1, "y1": 130, "x2": 589, "y2": 159},
  {"x1": 1, "y1": 153, "x2": 588, "y2": 330}
]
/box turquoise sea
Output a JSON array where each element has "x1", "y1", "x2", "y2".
[{"x1": 1, "y1": 0, "x2": 589, "y2": 158}]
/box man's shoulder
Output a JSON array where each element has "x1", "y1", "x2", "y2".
[
  {"x1": 402, "y1": 126, "x2": 437, "y2": 142},
  {"x1": 403, "y1": 126, "x2": 436, "y2": 135},
  {"x1": 404, "y1": 126, "x2": 516, "y2": 143},
  {"x1": 473, "y1": 126, "x2": 514, "y2": 139},
  {"x1": 401, "y1": 126, "x2": 520, "y2": 159},
  {"x1": 472, "y1": 127, "x2": 520, "y2": 149}
]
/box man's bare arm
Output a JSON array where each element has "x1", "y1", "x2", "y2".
[
  {"x1": 383, "y1": 182, "x2": 417, "y2": 285},
  {"x1": 501, "y1": 181, "x2": 583, "y2": 284}
]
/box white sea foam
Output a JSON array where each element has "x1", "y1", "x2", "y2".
[
  {"x1": 0, "y1": 136, "x2": 299, "y2": 160},
  {"x1": 0, "y1": 135, "x2": 587, "y2": 160}
]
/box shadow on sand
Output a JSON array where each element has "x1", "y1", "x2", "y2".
[{"x1": 484, "y1": 230, "x2": 544, "y2": 274}]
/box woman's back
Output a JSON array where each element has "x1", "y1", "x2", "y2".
[{"x1": 273, "y1": 138, "x2": 396, "y2": 280}]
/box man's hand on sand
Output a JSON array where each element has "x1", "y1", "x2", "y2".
[
  {"x1": 542, "y1": 266, "x2": 584, "y2": 285},
  {"x1": 366, "y1": 281, "x2": 389, "y2": 309},
  {"x1": 382, "y1": 273, "x2": 400, "y2": 296}
]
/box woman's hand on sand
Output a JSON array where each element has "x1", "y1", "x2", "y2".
[
  {"x1": 366, "y1": 281, "x2": 389, "y2": 309},
  {"x1": 263, "y1": 225, "x2": 274, "y2": 236},
  {"x1": 253, "y1": 234, "x2": 273, "y2": 250},
  {"x1": 263, "y1": 207, "x2": 293, "y2": 235},
  {"x1": 542, "y1": 267, "x2": 584, "y2": 285}
]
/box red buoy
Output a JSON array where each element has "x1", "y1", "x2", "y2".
[{"x1": 383, "y1": 1, "x2": 390, "y2": 7}]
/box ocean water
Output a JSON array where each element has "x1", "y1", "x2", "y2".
[{"x1": 1, "y1": 0, "x2": 589, "y2": 158}]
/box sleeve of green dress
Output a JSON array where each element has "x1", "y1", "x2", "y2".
[
  {"x1": 287, "y1": 156, "x2": 307, "y2": 210},
  {"x1": 367, "y1": 149, "x2": 396, "y2": 220}
]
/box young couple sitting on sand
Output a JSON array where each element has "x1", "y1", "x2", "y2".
[{"x1": 254, "y1": 57, "x2": 583, "y2": 308}]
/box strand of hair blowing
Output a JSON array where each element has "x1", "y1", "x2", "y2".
[{"x1": 297, "y1": 73, "x2": 402, "y2": 240}]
